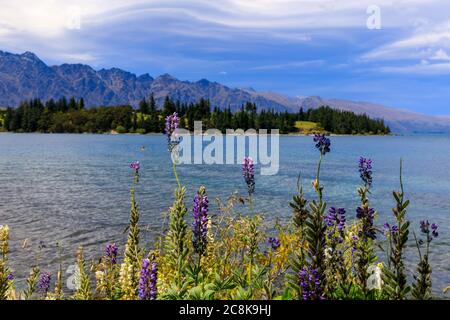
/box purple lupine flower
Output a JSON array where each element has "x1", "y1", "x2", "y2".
[
  {"x1": 129, "y1": 161, "x2": 140, "y2": 171},
  {"x1": 38, "y1": 272, "x2": 51, "y2": 294},
  {"x1": 325, "y1": 207, "x2": 346, "y2": 244},
  {"x1": 192, "y1": 187, "x2": 209, "y2": 256},
  {"x1": 268, "y1": 237, "x2": 281, "y2": 251},
  {"x1": 356, "y1": 206, "x2": 376, "y2": 240},
  {"x1": 298, "y1": 266, "x2": 325, "y2": 300},
  {"x1": 325, "y1": 207, "x2": 346, "y2": 232},
  {"x1": 420, "y1": 220, "x2": 438, "y2": 242},
  {"x1": 431, "y1": 223, "x2": 438, "y2": 238},
  {"x1": 242, "y1": 157, "x2": 255, "y2": 195},
  {"x1": 105, "y1": 243, "x2": 118, "y2": 264},
  {"x1": 383, "y1": 223, "x2": 399, "y2": 237},
  {"x1": 313, "y1": 134, "x2": 331, "y2": 155},
  {"x1": 358, "y1": 157, "x2": 373, "y2": 188},
  {"x1": 139, "y1": 258, "x2": 158, "y2": 300},
  {"x1": 7, "y1": 273, "x2": 14, "y2": 281},
  {"x1": 138, "y1": 259, "x2": 150, "y2": 300},
  {"x1": 165, "y1": 112, "x2": 180, "y2": 151},
  {"x1": 149, "y1": 260, "x2": 158, "y2": 300}
]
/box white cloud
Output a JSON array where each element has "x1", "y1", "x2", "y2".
[
  {"x1": 0, "y1": 0, "x2": 447, "y2": 38},
  {"x1": 362, "y1": 20, "x2": 450, "y2": 61},
  {"x1": 431, "y1": 49, "x2": 450, "y2": 61},
  {"x1": 381, "y1": 60, "x2": 450, "y2": 74},
  {"x1": 1, "y1": 0, "x2": 450, "y2": 70}
]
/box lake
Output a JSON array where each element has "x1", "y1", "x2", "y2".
[{"x1": 0, "y1": 133, "x2": 449, "y2": 296}]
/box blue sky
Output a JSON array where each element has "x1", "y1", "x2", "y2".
[{"x1": 1, "y1": 0, "x2": 450, "y2": 115}]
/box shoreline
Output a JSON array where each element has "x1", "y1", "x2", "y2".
[{"x1": 0, "y1": 131, "x2": 397, "y2": 137}]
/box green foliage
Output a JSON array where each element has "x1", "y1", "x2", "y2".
[
  {"x1": 119, "y1": 170, "x2": 142, "y2": 299},
  {"x1": 164, "y1": 186, "x2": 189, "y2": 288},
  {"x1": 382, "y1": 161, "x2": 411, "y2": 300},
  {"x1": 289, "y1": 175, "x2": 309, "y2": 230},
  {"x1": 115, "y1": 125, "x2": 127, "y2": 134},
  {"x1": 1, "y1": 98, "x2": 390, "y2": 135},
  {"x1": 23, "y1": 266, "x2": 40, "y2": 300},
  {"x1": 302, "y1": 106, "x2": 390, "y2": 135},
  {"x1": 354, "y1": 186, "x2": 377, "y2": 296},
  {"x1": 74, "y1": 247, "x2": 93, "y2": 300},
  {"x1": 306, "y1": 199, "x2": 327, "y2": 284},
  {"x1": 412, "y1": 252, "x2": 432, "y2": 300},
  {"x1": 0, "y1": 225, "x2": 13, "y2": 300}
]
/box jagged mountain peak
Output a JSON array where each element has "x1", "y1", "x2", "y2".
[{"x1": 21, "y1": 51, "x2": 40, "y2": 60}]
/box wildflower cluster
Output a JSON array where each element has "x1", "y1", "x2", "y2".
[
  {"x1": 192, "y1": 186, "x2": 209, "y2": 256},
  {"x1": 38, "y1": 272, "x2": 51, "y2": 296},
  {"x1": 356, "y1": 206, "x2": 376, "y2": 240},
  {"x1": 165, "y1": 112, "x2": 180, "y2": 152},
  {"x1": 105, "y1": 243, "x2": 118, "y2": 265},
  {"x1": 268, "y1": 237, "x2": 281, "y2": 251},
  {"x1": 313, "y1": 134, "x2": 330, "y2": 155},
  {"x1": 419, "y1": 220, "x2": 438, "y2": 242},
  {"x1": 298, "y1": 266, "x2": 325, "y2": 300},
  {"x1": 242, "y1": 157, "x2": 255, "y2": 196},
  {"x1": 358, "y1": 157, "x2": 373, "y2": 188},
  {"x1": 138, "y1": 258, "x2": 158, "y2": 300},
  {"x1": 325, "y1": 207, "x2": 346, "y2": 242}
]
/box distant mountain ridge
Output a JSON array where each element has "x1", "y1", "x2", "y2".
[{"x1": 1, "y1": 50, "x2": 450, "y2": 133}]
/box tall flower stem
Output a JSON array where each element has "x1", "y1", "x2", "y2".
[
  {"x1": 382, "y1": 159, "x2": 411, "y2": 300},
  {"x1": 354, "y1": 157, "x2": 376, "y2": 297},
  {"x1": 172, "y1": 159, "x2": 181, "y2": 190},
  {"x1": 315, "y1": 154, "x2": 323, "y2": 201},
  {"x1": 120, "y1": 162, "x2": 142, "y2": 299},
  {"x1": 412, "y1": 221, "x2": 438, "y2": 299},
  {"x1": 305, "y1": 134, "x2": 330, "y2": 296}
]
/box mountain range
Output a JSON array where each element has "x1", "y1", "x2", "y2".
[{"x1": 1, "y1": 50, "x2": 449, "y2": 133}]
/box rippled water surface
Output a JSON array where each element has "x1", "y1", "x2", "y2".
[{"x1": 0, "y1": 133, "x2": 449, "y2": 295}]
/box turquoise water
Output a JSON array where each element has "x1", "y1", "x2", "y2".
[{"x1": 0, "y1": 133, "x2": 449, "y2": 295}]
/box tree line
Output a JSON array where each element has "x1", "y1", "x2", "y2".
[{"x1": 1, "y1": 96, "x2": 390, "y2": 134}]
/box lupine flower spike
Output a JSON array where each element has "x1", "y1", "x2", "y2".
[
  {"x1": 192, "y1": 186, "x2": 209, "y2": 256},
  {"x1": 138, "y1": 258, "x2": 158, "y2": 300},
  {"x1": 130, "y1": 161, "x2": 140, "y2": 183},
  {"x1": 242, "y1": 157, "x2": 255, "y2": 196},
  {"x1": 298, "y1": 266, "x2": 325, "y2": 300},
  {"x1": 325, "y1": 207, "x2": 346, "y2": 242},
  {"x1": 313, "y1": 134, "x2": 331, "y2": 155},
  {"x1": 268, "y1": 237, "x2": 281, "y2": 251},
  {"x1": 165, "y1": 112, "x2": 180, "y2": 152},
  {"x1": 359, "y1": 157, "x2": 373, "y2": 188},
  {"x1": 105, "y1": 243, "x2": 118, "y2": 264},
  {"x1": 38, "y1": 272, "x2": 51, "y2": 296}
]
